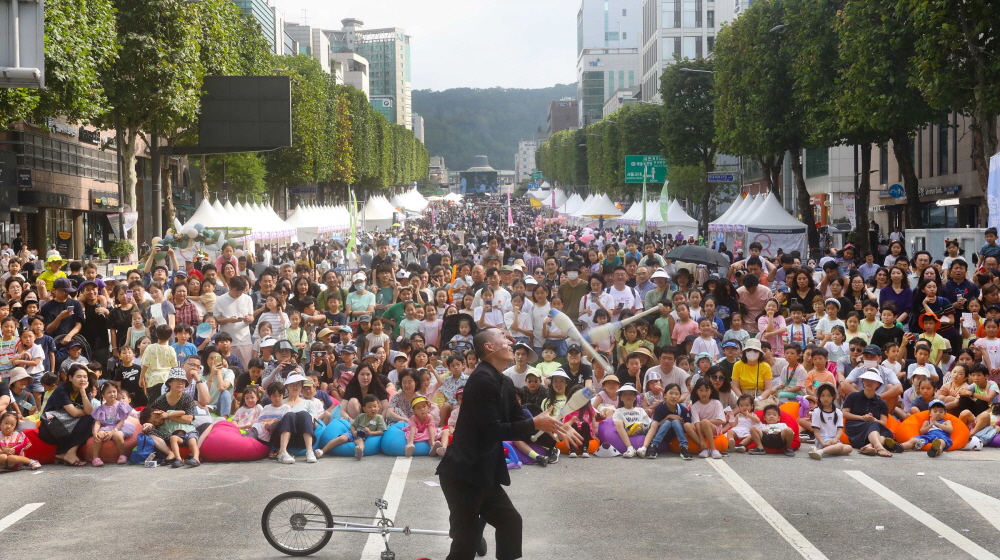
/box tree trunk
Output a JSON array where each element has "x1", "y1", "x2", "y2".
[
  {"x1": 163, "y1": 164, "x2": 176, "y2": 227},
  {"x1": 854, "y1": 146, "x2": 873, "y2": 255},
  {"x1": 122, "y1": 129, "x2": 139, "y2": 254},
  {"x1": 755, "y1": 154, "x2": 784, "y2": 201},
  {"x1": 200, "y1": 155, "x2": 210, "y2": 200},
  {"x1": 788, "y1": 145, "x2": 819, "y2": 249},
  {"x1": 891, "y1": 133, "x2": 921, "y2": 229}
]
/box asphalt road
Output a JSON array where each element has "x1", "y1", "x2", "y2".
[{"x1": 5, "y1": 447, "x2": 1000, "y2": 560}]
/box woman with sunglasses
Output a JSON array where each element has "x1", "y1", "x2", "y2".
[{"x1": 706, "y1": 365, "x2": 738, "y2": 409}]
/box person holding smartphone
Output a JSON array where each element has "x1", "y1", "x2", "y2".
[
  {"x1": 475, "y1": 288, "x2": 505, "y2": 329},
  {"x1": 109, "y1": 284, "x2": 138, "y2": 358},
  {"x1": 577, "y1": 275, "x2": 615, "y2": 331}
]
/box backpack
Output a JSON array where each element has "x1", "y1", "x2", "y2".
[{"x1": 129, "y1": 433, "x2": 158, "y2": 464}]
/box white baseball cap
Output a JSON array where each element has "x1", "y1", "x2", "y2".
[{"x1": 651, "y1": 269, "x2": 670, "y2": 280}]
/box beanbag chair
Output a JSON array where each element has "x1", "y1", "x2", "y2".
[
  {"x1": 989, "y1": 433, "x2": 1000, "y2": 448},
  {"x1": 288, "y1": 419, "x2": 327, "y2": 456},
  {"x1": 21, "y1": 429, "x2": 56, "y2": 464},
  {"x1": 511, "y1": 442, "x2": 549, "y2": 464},
  {"x1": 596, "y1": 419, "x2": 649, "y2": 452},
  {"x1": 381, "y1": 422, "x2": 431, "y2": 456},
  {"x1": 503, "y1": 441, "x2": 521, "y2": 468},
  {"x1": 748, "y1": 410, "x2": 802, "y2": 453},
  {"x1": 555, "y1": 439, "x2": 600, "y2": 455},
  {"x1": 840, "y1": 414, "x2": 900, "y2": 446},
  {"x1": 316, "y1": 418, "x2": 383, "y2": 457},
  {"x1": 893, "y1": 410, "x2": 969, "y2": 451},
  {"x1": 667, "y1": 432, "x2": 730, "y2": 454},
  {"x1": 82, "y1": 417, "x2": 142, "y2": 462},
  {"x1": 199, "y1": 420, "x2": 270, "y2": 462}
]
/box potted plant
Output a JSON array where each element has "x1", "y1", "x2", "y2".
[{"x1": 108, "y1": 239, "x2": 134, "y2": 263}]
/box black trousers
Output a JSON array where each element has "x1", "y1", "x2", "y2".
[
  {"x1": 39, "y1": 415, "x2": 96, "y2": 455},
  {"x1": 440, "y1": 476, "x2": 522, "y2": 560}
]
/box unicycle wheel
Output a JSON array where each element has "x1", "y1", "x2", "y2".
[{"x1": 262, "y1": 491, "x2": 334, "y2": 556}]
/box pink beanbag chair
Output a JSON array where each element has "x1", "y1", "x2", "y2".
[
  {"x1": 200, "y1": 420, "x2": 270, "y2": 462},
  {"x1": 747, "y1": 410, "x2": 801, "y2": 453},
  {"x1": 82, "y1": 417, "x2": 142, "y2": 462},
  {"x1": 596, "y1": 419, "x2": 648, "y2": 452},
  {"x1": 22, "y1": 428, "x2": 57, "y2": 464}
]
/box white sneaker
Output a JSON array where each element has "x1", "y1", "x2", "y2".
[
  {"x1": 623, "y1": 446, "x2": 636, "y2": 458},
  {"x1": 313, "y1": 449, "x2": 323, "y2": 459},
  {"x1": 306, "y1": 450, "x2": 317, "y2": 463},
  {"x1": 808, "y1": 449, "x2": 823, "y2": 460},
  {"x1": 698, "y1": 449, "x2": 710, "y2": 459},
  {"x1": 711, "y1": 450, "x2": 723, "y2": 459},
  {"x1": 277, "y1": 451, "x2": 295, "y2": 464},
  {"x1": 636, "y1": 446, "x2": 647, "y2": 458},
  {"x1": 569, "y1": 452, "x2": 578, "y2": 458},
  {"x1": 581, "y1": 452, "x2": 590, "y2": 458}
]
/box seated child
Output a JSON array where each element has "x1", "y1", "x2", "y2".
[
  {"x1": 439, "y1": 387, "x2": 464, "y2": 457},
  {"x1": 90, "y1": 383, "x2": 135, "y2": 467},
  {"x1": 0, "y1": 411, "x2": 40, "y2": 470},
  {"x1": 894, "y1": 399, "x2": 954, "y2": 457},
  {"x1": 612, "y1": 384, "x2": 651, "y2": 458},
  {"x1": 590, "y1": 375, "x2": 620, "y2": 420},
  {"x1": 804, "y1": 347, "x2": 837, "y2": 403},
  {"x1": 641, "y1": 383, "x2": 695, "y2": 460},
  {"x1": 232, "y1": 385, "x2": 264, "y2": 431},
  {"x1": 405, "y1": 396, "x2": 439, "y2": 457},
  {"x1": 749, "y1": 404, "x2": 795, "y2": 456},
  {"x1": 728, "y1": 394, "x2": 759, "y2": 453},
  {"x1": 802, "y1": 383, "x2": 853, "y2": 460},
  {"x1": 321, "y1": 394, "x2": 386, "y2": 459},
  {"x1": 563, "y1": 385, "x2": 596, "y2": 458}
]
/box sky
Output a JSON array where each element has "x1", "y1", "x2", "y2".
[{"x1": 272, "y1": 0, "x2": 579, "y2": 91}]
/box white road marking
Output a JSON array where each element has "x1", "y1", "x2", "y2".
[
  {"x1": 0, "y1": 503, "x2": 44, "y2": 533},
  {"x1": 941, "y1": 477, "x2": 1000, "y2": 532},
  {"x1": 360, "y1": 457, "x2": 412, "y2": 560},
  {"x1": 845, "y1": 471, "x2": 999, "y2": 560},
  {"x1": 707, "y1": 460, "x2": 828, "y2": 560}
]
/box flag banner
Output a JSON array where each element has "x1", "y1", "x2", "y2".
[
  {"x1": 840, "y1": 194, "x2": 857, "y2": 229},
  {"x1": 989, "y1": 152, "x2": 1000, "y2": 230},
  {"x1": 660, "y1": 181, "x2": 670, "y2": 223}
]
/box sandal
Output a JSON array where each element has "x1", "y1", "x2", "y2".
[
  {"x1": 876, "y1": 448, "x2": 893, "y2": 458},
  {"x1": 117, "y1": 455, "x2": 128, "y2": 465},
  {"x1": 91, "y1": 458, "x2": 104, "y2": 467}
]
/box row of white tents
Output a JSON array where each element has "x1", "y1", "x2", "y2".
[
  {"x1": 552, "y1": 191, "x2": 699, "y2": 238},
  {"x1": 708, "y1": 192, "x2": 808, "y2": 255}
]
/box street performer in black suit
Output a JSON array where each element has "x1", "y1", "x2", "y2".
[{"x1": 436, "y1": 327, "x2": 581, "y2": 560}]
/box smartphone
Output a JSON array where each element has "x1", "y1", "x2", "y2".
[
  {"x1": 485, "y1": 299, "x2": 493, "y2": 306},
  {"x1": 125, "y1": 290, "x2": 133, "y2": 304},
  {"x1": 313, "y1": 351, "x2": 327, "y2": 359}
]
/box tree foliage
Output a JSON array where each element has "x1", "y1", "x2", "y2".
[{"x1": 207, "y1": 152, "x2": 266, "y2": 196}]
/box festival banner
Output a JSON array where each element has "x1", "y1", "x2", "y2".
[{"x1": 989, "y1": 152, "x2": 1000, "y2": 231}]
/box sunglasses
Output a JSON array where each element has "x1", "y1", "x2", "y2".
[
  {"x1": 709, "y1": 375, "x2": 725, "y2": 381},
  {"x1": 427, "y1": 351, "x2": 439, "y2": 356},
  {"x1": 850, "y1": 348, "x2": 864, "y2": 353}
]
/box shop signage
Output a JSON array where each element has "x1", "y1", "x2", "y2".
[
  {"x1": 879, "y1": 184, "x2": 960, "y2": 198},
  {"x1": 809, "y1": 194, "x2": 824, "y2": 206},
  {"x1": 91, "y1": 192, "x2": 120, "y2": 210},
  {"x1": 56, "y1": 231, "x2": 71, "y2": 255},
  {"x1": 18, "y1": 190, "x2": 69, "y2": 207},
  {"x1": 17, "y1": 169, "x2": 31, "y2": 188},
  {"x1": 78, "y1": 127, "x2": 101, "y2": 145},
  {"x1": 49, "y1": 122, "x2": 77, "y2": 138}
]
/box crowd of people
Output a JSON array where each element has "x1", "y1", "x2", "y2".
[{"x1": 2, "y1": 196, "x2": 1000, "y2": 471}]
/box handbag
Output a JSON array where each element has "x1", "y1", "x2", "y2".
[
  {"x1": 42, "y1": 410, "x2": 80, "y2": 439},
  {"x1": 752, "y1": 363, "x2": 779, "y2": 411}
]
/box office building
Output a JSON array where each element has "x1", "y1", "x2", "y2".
[
  {"x1": 577, "y1": 47, "x2": 641, "y2": 125},
  {"x1": 547, "y1": 98, "x2": 580, "y2": 136},
  {"x1": 330, "y1": 49, "x2": 370, "y2": 98},
  {"x1": 284, "y1": 23, "x2": 331, "y2": 73},
  {"x1": 411, "y1": 114, "x2": 424, "y2": 143},
  {"x1": 515, "y1": 140, "x2": 537, "y2": 184},
  {"x1": 232, "y1": 0, "x2": 276, "y2": 53},
  {"x1": 428, "y1": 156, "x2": 448, "y2": 186},
  {"x1": 326, "y1": 19, "x2": 412, "y2": 128},
  {"x1": 640, "y1": 0, "x2": 734, "y2": 102}
]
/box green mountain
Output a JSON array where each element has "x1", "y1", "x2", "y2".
[{"x1": 412, "y1": 83, "x2": 577, "y2": 172}]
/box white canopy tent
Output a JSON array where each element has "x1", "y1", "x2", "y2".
[
  {"x1": 741, "y1": 193, "x2": 808, "y2": 256},
  {"x1": 391, "y1": 187, "x2": 429, "y2": 213},
  {"x1": 708, "y1": 194, "x2": 747, "y2": 232},
  {"x1": 570, "y1": 195, "x2": 594, "y2": 219},
  {"x1": 361, "y1": 195, "x2": 398, "y2": 230},
  {"x1": 182, "y1": 199, "x2": 225, "y2": 230},
  {"x1": 557, "y1": 193, "x2": 585, "y2": 216},
  {"x1": 577, "y1": 194, "x2": 622, "y2": 228},
  {"x1": 666, "y1": 200, "x2": 699, "y2": 239}
]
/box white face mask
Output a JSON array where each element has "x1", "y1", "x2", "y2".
[
  {"x1": 354, "y1": 282, "x2": 365, "y2": 291},
  {"x1": 567, "y1": 271, "x2": 579, "y2": 281},
  {"x1": 745, "y1": 350, "x2": 760, "y2": 361},
  {"x1": 863, "y1": 359, "x2": 878, "y2": 369}
]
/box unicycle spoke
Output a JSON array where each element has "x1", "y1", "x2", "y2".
[{"x1": 262, "y1": 491, "x2": 334, "y2": 556}]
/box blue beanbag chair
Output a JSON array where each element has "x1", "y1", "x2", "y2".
[
  {"x1": 317, "y1": 418, "x2": 383, "y2": 457},
  {"x1": 380, "y1": 423, "x2": 430, "y2": 456},
  {"x1": 288, "y1": 419, "x2": 327, "y2": 456}
]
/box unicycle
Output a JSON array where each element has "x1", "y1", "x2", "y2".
[{"x1": 261, "y1": 492, "x2": 449, "y2": 558}]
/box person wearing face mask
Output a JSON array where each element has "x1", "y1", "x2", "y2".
[
  {"x1": 730, "y1": 338, "x2": 775, "y2": 406},
  {"x1": 840, "y1": 344, "x2": 903, "y2": 411},
  {"x1": 558, "y1": 261, "x2": 589, "y2": 322},
  {"x1": 345, "y1": 272, "x2": 376, "y2": 320}
]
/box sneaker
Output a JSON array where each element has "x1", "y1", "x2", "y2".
[
  {"x1": 569, "y1": 452, "x2": 578, "y2": 458},
  {"x1": 91, "y1": 458, "x2": 104, "y2": 467},
  {"x1": 185, "y1": 458, "x2": 201, "y2": 467},
  {"x1": 883, "y1": 437, "x2": 905, "y2": 453},
  {"x1": 711, "y1": 450, "x2": 723, "y2": 459},
  {"x1": 29, "y1": 459, "x2": 40, "y2": 470},
  {"x1": 623, "y1": 447, "x2": 636, "y2": 458},
  {"x1": 306, "y1": 450, "x2": 317, "y2": 463},
  {"x1": 646, "y1": 449, "x2": 658, "y2": 459},
  {"x1": 928, "y1": 438, "x2": 945, "y2": 458},
  {"x1": 809, "y1": 449, "x2": 823, "y2": 460},
  {"x1": 784, "y1": 448, "x2": 796, "y2": 457},
  {"x1": 698, "y1": 449, "x2": 710, "y2": 459},
  {"x1": 277, "y1": 451, "x2": 295, "y2": 465},
  {"x1": 404, "y1": 443, "x2": 415, "y2": 457},
  {"x1": 749, "y1": 448, "x2": 766, "y2": 455},
  {"x1": 355, "y1": 446, "x2": 364, "y2": 460},
  {"x1": 580, "y1": 452, "x2": 590, "y2": 458},
  {"x1": 679, "y1": 446, "x2": 693, "y2": 460},
  {"x1": 171, "y1": 458, "x2": 184, "y2": 468},
  {"x1": 116, "y1": 455, "x2": 128, "y2": 465},
  {"x1": 636, "y1": 446, "x2": 647, "y2": 458},
  {"x1": 799, "y1": 432, "x2": 815, "y2": 443},
  {"x1": 314, "y1": 449, "x2": 323, "y2": 459},
  {"x1": 534, "y1": 455, "x2": 548, "y2": 467},
  {"x1": 734, "y1": 445, "x2": 747, "y2": 453},
  {"x1": 550, "y1": 447, "x2": 560, "y2": 464}
]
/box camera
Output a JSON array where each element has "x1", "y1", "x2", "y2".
[{"x1": 312, "y1": 351, "x2": 327, "y2": 359}]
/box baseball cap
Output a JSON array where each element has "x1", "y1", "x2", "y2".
[
  {"x1": 274, "y1": 339, "x2": 296, "y2": 353},
  {"x1": 601, "y1": 375, "x2": 620, "y2": 385},
  {"x1": 928, "y1": 399, "x2": 946, "y2": 409},
  {"x1": 352, "y1": 272, "x2": 367, "y2": 282},
  {"x1": 524, "y1": 370, "x2": 541, "y2": 379},
  {"x1": 564, "y1": 261, "x2": 581, "y2": 271},
  {"x1": 650, "y1": 269, "x2": 670, "y2": 280},
  {"x1": 52, "y1": 277, "x2": 76, "y2": 293},
  {"x1": 78, "y1": 280, "x2": 98, "y2": 291},
  {"x1": 722, "y1": 340, "x2": 742, "y2": 350},
  {"x1": 566, "y1": 344, "x2": 582, "y2": 354},
  {"x1": 396, "y1": 270, "x2": 410, "y2": 279},
  {"x1": 340, "y1": 344, "x2": 357, "y2": 354},
  {"x1": 358, "y1": 314, "x2": 372, "y2": 323},
  {"x1": 66, "y1": 340, "x2": 82, "y2": 349},
  {"x1": 863, "y1": 344, "x2": 883, "y2": 357},
  {"x1": 777, "y1": 285, "x2": 791, "y2": 294},
  {"x1": 259, "y1": 336, "x2": 277, "y2": 348},
  {"x1": 548, "y1": 370, "x2": 572, "y2": 381}
]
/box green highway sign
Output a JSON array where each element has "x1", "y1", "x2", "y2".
[
  {"x1": 625, "y1": 155, "x2": 668, "y2": 183},
  {"x1": 531, "y1": 171, "x2": 542, "y2": 180}
]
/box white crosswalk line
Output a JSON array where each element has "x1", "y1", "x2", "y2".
[
  {"x1": 941, "y1": 477, "x2": 1000, "y2": 532},
  {"x1": 846, "y1": 471, "x2": 999, "y2": 560},
  {"x1": 360, "y1": 457, "x2": 412, "y2": 560},
  {"x1": 707, "y1": 460, "x2": 829, "y2": 560},
  {"x1": 0, "y1": 503, "x2": 44, "y2": 533}
]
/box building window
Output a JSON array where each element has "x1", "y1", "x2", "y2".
[
  {"x1": 628, "y1": 70, "x2": 635, "y2": 87},
  {"x1": 707, "y1": 10, "x2": 714, "y2": 27},
  {"x1": 622, "y1": 32, "x2": 627, "y2": 40},
  {"x1": 879, "y1": 144, "x2": 889, "y2": 185},
  {"x1": 938, "y1": 124, "x2": 949, "y2": 175},
  {"x1": 606, "y1": 31, "x2": 619, "y2": 42},
  {"x1": 662, "y1": 1, "x2": 677, "y2": 28},
  {"x1": 608, "y1": 71, "x2": 615, "y2": 96},
  {"x1": 683, "y1": 0, "x2": 697, "y2": 27},
  {"x1": 805, "y1": 148, "x2": 829, "y2": 179},
  {"x1": 707, "y1": 36, "x2": 715, "y2": 53},
  {"x1": 682, "y1": 36, "x2": 697, "y2": 59}
]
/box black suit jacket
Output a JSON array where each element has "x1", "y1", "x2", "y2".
[{"x1": 437, "y1": 361, "x2": 534, "y2": 488}]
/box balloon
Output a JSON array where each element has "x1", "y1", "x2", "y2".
[
  {"x1": 163, "y1": 234, "x2": 174, "y2": 243},
  {"x1": 184, "y1": 227, "x2": 198, "y2": 238},
  {"x1": 155, "y1": 251, "x2": 168, "y2": 261},
  {"x1": 203, "y1": 229, "x2": 214, "y2": 239},
  {"x1": 580, "y1": 234, "x2": 595, "y2": 243},
  {"x1": 193, "y1": 223, "x2": 204, "y2": 232},
  {"x1": 178, "y1": 237, "x2": 191, "y2": 249},
  {"x1": 151, "y1": 237, "x2": 162, "y2": 247},
  {"x1": 205, "y1": 244, "x2": 219, "y2": 252}
]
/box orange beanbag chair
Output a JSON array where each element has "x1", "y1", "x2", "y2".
[
  {"x1": 556, "y1": 439, "x2": 600, "y2": 454},
  {"x1": 780, "y1": 401, "x2": 800, "y2": 418},
  {"x1": 82, "y1": 417, "x2": 142, "y2": 462},
  {"x1": 893, "y1": 410, "x2": 969, "y2": 451},
  {"x1": 840, "y1": 415, "x2": 900, "y2": 445}
]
